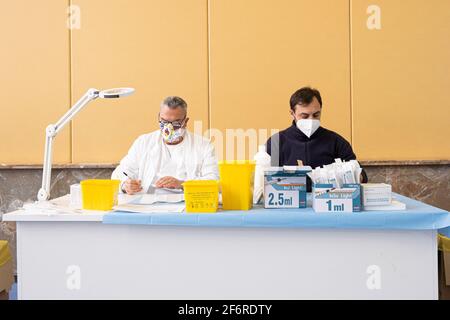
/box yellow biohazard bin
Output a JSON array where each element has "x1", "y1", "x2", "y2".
[
  {"x1": 81, "y1": 179, "x2": 120, "y2": 211},
  {"x1": 439, "y1": 234, "x2": 450, "y2": 252},
  {"x1": 439, "y1": 234, "x2": 450, "y2": 287},
  {"x1": 219, "y1": 160, "x2": 256, "y2": 210},
  {"x1": 182, "y1": 180, "x2": 219, "y2": 213},
  {"x1": 0, "y1": 240, "x2": 13, "y2": 300}
]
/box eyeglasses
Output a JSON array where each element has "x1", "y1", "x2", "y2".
[{"x1": 158, "y1": 116, "x2": 186, "y2": 130}]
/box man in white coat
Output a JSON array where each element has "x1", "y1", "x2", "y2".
[{"x1": 112, "y1": 96, "x2": 219, "y2": 194}]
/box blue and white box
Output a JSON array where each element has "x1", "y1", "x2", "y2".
[
  {"x1": 264, "y1": 166, "x2": 312, "y2": 209},
  {"x1": 312, "y1": 183, "x2": 362, "y2": 213}
]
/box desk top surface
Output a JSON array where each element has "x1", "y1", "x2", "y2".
[{"x1": 3, "y1": 193, "x2": 450, "y2": 231}]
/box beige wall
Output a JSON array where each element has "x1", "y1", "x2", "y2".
[
  {"x1": 1, "y1": 0, "x2": 449, "y2": 164},
  {"x1": 209, "y1": 0, "x2": 351, "y2": 160},
  {"x1": 0, "y1": 0, "x2": 71, "y2": 164},
  {"x1": 71, "y1": 0, "x2": 209, "y2": 163},
  {"x1": 351, "y1": 0, "x2": 450, "y2": 160}
]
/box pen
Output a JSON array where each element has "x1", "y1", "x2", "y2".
[{"x1": 122, "y1": 172, "x2": 143, "y2": 192}]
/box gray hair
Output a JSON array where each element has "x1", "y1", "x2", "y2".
[{"x1": 161, "y1": 96, "x2": 187, "y2": 110}]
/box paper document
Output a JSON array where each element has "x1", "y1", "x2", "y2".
[
  {"x1": 22, "y1": 201, "x2": 83, "y2": 215},
  {"x1": 157, "y1": 187, "x2": 183, "y2": 194},
  {"x1": 118, "y1": 194, "x2": 142, "y2": 205},
  {"x1": 118, "y1": 192, "x2": 184, "y2": 205},
  {"x1": 135, "y1": 193, "x2": 184, "y2": 205},
  {"x1": 21, "y1": 197, "x2": 106, "y2": 215},
  {"x1": 363, "y1": 200, "x2": 406, "y2": 211},
  {"x1": 147, "y1": 185, "x2": 184, "y2": 194},
  {"x1": 113, "y1": 203, "x2": 185, "y2": 214}
]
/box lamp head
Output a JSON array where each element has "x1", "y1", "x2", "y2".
[{"x1": 99, "y1": 87, "x2": 135, "y2": 99}]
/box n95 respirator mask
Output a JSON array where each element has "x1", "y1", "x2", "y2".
[{"x1": 296, "y1": 119, "x2": 320, "y2": 138}]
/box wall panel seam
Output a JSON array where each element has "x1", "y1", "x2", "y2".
[
  {"x1": 349, "y1": 0, "x2": 354, "y2": 147},
  {"x1": 69, "y1": 0, "x2": 74, "y2": 164},
  {"x1": 207, "y1": 0, "x2": 212, "y2": 135}
]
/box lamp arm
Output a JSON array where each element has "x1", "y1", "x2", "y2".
[
  {"x1": 54, "y1": 88, "x2": 99, "y2": 134},
  {"x1": 37, "y1": 88, "x2": 100, "y2": 201}
]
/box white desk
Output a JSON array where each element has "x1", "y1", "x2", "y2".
[{"x1": 3, "y1": 195, "x2": 444, "y2": 300}]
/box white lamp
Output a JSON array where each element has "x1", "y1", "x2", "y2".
[{"x1": 37, "y1": 87, "x2": 135, "y2": 201}]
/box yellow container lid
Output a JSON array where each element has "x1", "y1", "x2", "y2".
[
  {"x1": 81, "y1": 179, "x2": 120, "y2": 186},
  {"x1": 219, "y1": 160, "x2": 256, "y2": 166},
  {"x1": 182, "y1": 180, "x2": 219, "y2": 187},
  {"x1": 0, "y1": 240, "x2": 12, "y2": 267}
]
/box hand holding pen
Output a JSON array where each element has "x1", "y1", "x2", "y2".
[{"x1": 122, "y1": 171, "x2": 143, "y2": 195}]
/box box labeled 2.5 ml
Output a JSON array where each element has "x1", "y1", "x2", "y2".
[{"x1": 264, "y1": 166, "x2": 311, "y2": 209}]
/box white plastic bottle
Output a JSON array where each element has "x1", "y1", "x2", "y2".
[{"x1": 253, "y1": 145, "x2": 272, "y2": 204}]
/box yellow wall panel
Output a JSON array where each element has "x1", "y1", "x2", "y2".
[
  {"x1": 351, "y1": 0, "x2": 450, "y2": 160},
  {"x1": 0, "y1": 1, "x2": 71, "y2": 164},
  {"x1": 209, "y1": 0, "x2": 352, "y2": 160},
  {"x1": 71, "y1": 0, "x2": 209, "y2": 163},
  {"x1": 2, "y1": 0, "x2": 448, "y2": 164}
]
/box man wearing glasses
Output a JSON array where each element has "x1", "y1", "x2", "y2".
[{"x1": 112, "y1": 96, "x2": 219, "y2": 194}]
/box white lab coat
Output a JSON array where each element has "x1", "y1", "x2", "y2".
[{"x1": 112, "y1": 130, "x2": 219, "y2": 193}]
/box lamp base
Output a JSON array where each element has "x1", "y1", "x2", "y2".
[{"x1": 37, "y1": 188, "x2": 50, "y2": 201}]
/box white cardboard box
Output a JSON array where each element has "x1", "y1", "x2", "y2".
[
  {"x1": 70, "y1": 183, "x2": 82, "y2": 209},
  {"x1": 361, "y1": 183, "x2": 392, "y2": 206}
]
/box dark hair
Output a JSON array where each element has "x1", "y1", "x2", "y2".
[{"x1": 289, "y1": 87, "x2": 322, "y2": 111}]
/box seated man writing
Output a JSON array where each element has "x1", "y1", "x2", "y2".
[{"x1": 112, "y1": 96, "x2": 219, "y2": 194}]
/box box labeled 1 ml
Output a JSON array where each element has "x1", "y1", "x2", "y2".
[
  {"x1": 312, "y1": 183, "x2": 362, "y2": 213},
  {"x1": 264, "y1": 166, "x2": 312, "y2": 208}
]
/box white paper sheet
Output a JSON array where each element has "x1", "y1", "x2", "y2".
[
  {"x1": 136, "y1": 193, "x2": 184, "y2": 205},
  {"x1": 363, "y1": 200, "x2": 406, "y2": 211},
  {"x1": 113, "y1": 203, "x2": 185, "y2": 214}
]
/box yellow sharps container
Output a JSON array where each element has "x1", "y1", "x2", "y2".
[
  {"x1": 80, "y1": 179, "x2": 120, "y2": 211},
  {"x1": 219, "y1": 160, "x2": 256, "y2": 210},
  {"x1": 182, "y1": 180, "x2": 219, "y2": 213}
]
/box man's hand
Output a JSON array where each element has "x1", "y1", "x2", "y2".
[
  {"x1": 155, "y1": 176, "x2": 183, "y2": 189},
  {"x1": 123, "y1": 179, "x2": 143, "y2": 194}
]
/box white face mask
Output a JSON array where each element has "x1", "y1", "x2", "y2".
[{"x1": 296, "y1": 119, "x2": 320, "y2": 138}]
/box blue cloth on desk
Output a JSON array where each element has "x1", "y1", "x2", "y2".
[{"x1": 103, "y1": 193, "x2": 450, "y2": 231}]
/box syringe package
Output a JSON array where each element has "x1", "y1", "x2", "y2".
[
  {"x1": 264, "y1": 166, "x2": 312, "y2": 209},
  {"x1": 312, "y1": 183, "x2": 361, "y2": 213},
  {"x1": 308, "y1": 159, "x2": 363, "y2": 213}
]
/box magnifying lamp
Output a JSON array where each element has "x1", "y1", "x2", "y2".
[{"x1": 37, "y1": 87, "x2": 135, "y2": 201}]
